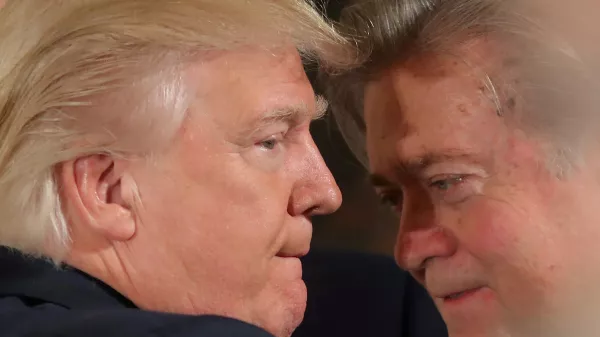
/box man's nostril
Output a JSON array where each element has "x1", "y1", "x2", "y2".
[{"x1": 305, "y1": 205, "x2": 320, "y2": 216}]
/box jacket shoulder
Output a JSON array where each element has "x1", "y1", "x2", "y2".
[{"x1": 0, "y1": 295, "x2": 274, "y2": 337}]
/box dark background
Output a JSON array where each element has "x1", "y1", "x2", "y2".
[{"x1": 307, "y1": 0, "x2": 398, "y2": 257}]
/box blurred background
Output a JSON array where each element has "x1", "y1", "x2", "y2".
[{"x1": 306, "y1": 0, "x2": 399, "y2": 257}]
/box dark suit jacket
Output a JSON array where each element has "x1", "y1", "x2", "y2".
[
  {"x1": 295, "y1": 251, "x2": 447, "y2": 337},
  {"x1": 0, "y1": 247, "x2": 274, "y2": 337},
  {"x1": 0, "y1": 247, "x2": 447, "y2": 337}
]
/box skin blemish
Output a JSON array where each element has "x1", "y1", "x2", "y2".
[{"x1": 507, "y1": 97, "x2": 516, "y2": 110}]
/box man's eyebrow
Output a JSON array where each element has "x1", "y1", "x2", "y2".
[
  {"x1": 369, "y1": 173, "x2": 393, "y2": 188},
  {"x1": 234, "y1": 95, "x2": 329, "y2": 143},
  {"x1": 252, "y1": 94, "x2": 329, "y2": 127},
  {"x1": 369, "y1": 151, "x2": 480, "y2": 187}
]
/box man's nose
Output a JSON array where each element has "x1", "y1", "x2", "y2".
[
  {"x1": 288, "y1": 138, "x2": 342, "y2": 217},
  {"x1": 394, "y1": 204, "x2": 457, "y2": 276}
]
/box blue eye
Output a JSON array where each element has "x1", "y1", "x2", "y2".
[
  {"x1": 427, "y1": 175, "x2": 479, "y2": 204},
  {"x1": 430, "y1": 176, "x2": 464, "y2": 191},
  {"x1": 256, "y1": 133, "x2": 286, "y2": 152}
]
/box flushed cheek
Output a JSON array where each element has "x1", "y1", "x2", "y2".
[{"x1": 457, "y1": 200, "x2": 560, "y2": 314}]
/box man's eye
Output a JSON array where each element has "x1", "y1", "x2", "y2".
[
  {"x1": 429, "y1": 176, "x2": 464, "y2": 191},
  {"x1": 257, "y1": 134, "x2": 283, "y2": 150},
  {"x1": 428, "y1": 175, "x2": 478, "y2": 204},
  {"x1": 259, "y1": 138, "x2": 278, "y2": 150},
  {"x1": 378, "y1": 191, "x2": 403, "y2": 211}
]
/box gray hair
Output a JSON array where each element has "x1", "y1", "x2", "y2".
[
  {"x1": 323, "y1": 0, "x2": 600, "y2": 174},
  {"x1": 0, "y1": 0, "x2": 353, "y2": 260}
]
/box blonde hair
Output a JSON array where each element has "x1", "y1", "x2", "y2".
[
  {"x1": 323, "y1": 0, "x2": 600, "y2": 174},
  {"x1": 0, "y1": 0, "x2": 352, "y2": 260}
]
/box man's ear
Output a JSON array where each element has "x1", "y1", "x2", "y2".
[{"x1": 58, "y1": 154, "x2": 136, "y2": 242}]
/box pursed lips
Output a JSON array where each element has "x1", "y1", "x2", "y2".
[
  {"x1": 275, "y1": 219, "x2": 312, "y2": 259},
  {"x1": 438, "y1": 287, "x2": 484, "y2": 301},
  {"x1": 274, "y1": 250, "x2": 306, "y2": 280},
  {"x1": 423, "y1": 266, "x2": 487, "y2": 302},
  {"x1": 275, "y1": 239, "x2": 311, "y2": 259},
  {"x1": 428, "y1": 282, "x2": 486, "y2": 301},
  {"x1": 275, "y1": 250, "x2": 309, "y2": 258}
]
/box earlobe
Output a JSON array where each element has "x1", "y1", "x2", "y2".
[{"x1": 61, "y1": 154, "x2": 137, "y2": 243}]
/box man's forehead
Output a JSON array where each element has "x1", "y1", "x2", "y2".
[
  {"x1": 190, "y1": 45, "x2": 304, "y2": 76},
  {"x1": 363, "y1": 71, "x2": 415, "y2": 145},
  {"x1": 364, "y1": 52, "x2": 509, "y2": 170},
  {"x1": 365, "y1": 40, "x2": 506, "y2": 126},
  {"x1": 184, "y1": 45, "x2": 311, "y2": 107}
]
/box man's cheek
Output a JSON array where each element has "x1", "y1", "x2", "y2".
[
  {"x1": 458, "y1": 199, "x2": 526, "y2": 264},
  {"x1": 462, "y1": 199, "x2": 561, "y2": 308}
]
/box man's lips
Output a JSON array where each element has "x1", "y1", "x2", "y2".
[
  {"x1": 436, "y1": 286, "x2": 485, "y2": 303},
  {"x1": 275, "y1": 248, "x2": 309, "y2": 259},
  {"x1": 275, "y1": 242, "x2": 310, "y2": 259}
]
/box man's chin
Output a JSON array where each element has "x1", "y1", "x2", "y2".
[
  {"x1": 287, "y1": 278, "x2": 308, "y2": 330},
  {"x1": 260, "y1": 278, "x2": 307, "y2": 337}
]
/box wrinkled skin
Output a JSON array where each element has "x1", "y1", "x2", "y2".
[
  {"x1": 364, "y1": 40, "x2": 600, "y2": 337},
  {"x1": 60, "y1": 47, "x2": 342, "y2": 337}
]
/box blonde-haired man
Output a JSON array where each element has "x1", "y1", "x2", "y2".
[{"x1": 0, "y1": 1, "x2": 352, "y2": 336}]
